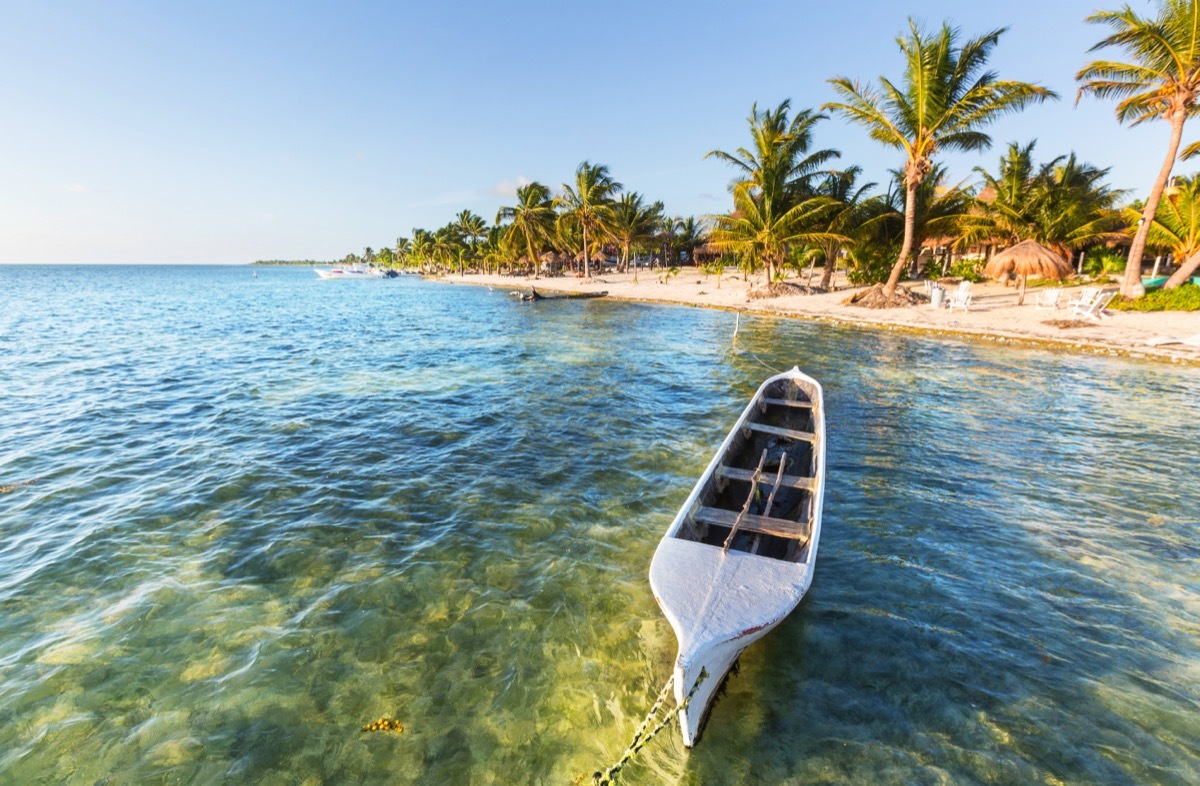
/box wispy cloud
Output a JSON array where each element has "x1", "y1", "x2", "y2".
[
  {"x1": 64, "y1": 183, "x2": 87, "y2": 193},
  {"x1": 487, "y1": 176, "x2": 531, "y2": 199}
]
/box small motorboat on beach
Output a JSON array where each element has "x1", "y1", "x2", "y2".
[
  {"x1": 314, "y1": 263, "x2": 385, "y2": 279},
  {"x1": 648, "y1": 367, "x2": 825, "y2": 747}
]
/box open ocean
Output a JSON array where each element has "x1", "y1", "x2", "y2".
[{"x1": 1, "y1": 264, "x2": 1198, "y2": 785}]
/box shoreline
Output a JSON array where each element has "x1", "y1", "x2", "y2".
[{"x1": 436, "y1": 269, "x2": 1200, "y2": 366}]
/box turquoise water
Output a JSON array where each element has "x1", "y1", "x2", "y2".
[{"x1": 1, "y1": 265, "x2": 1198, "y2": 785}]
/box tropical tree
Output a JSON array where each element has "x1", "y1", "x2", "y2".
[
  {"x1": 480, "y1": 225, "x2": 508, "y2": 274},
  {"x1": 825, "y1": 19, "x2": 1056, "y2": 300},
  {"x1": 410, "y1": 229, "x2": 434, "y2": 271},
  {"x1": 706, "y1": 100, "x2": 839, "y2": 209},
  {"x1": 431, "y1": 226, "x2": 462, "y2": 274},
  {"x1": 1032, "y1": 153, "x2": 1126, "y2": 260},
  {"x1": 655, "y1": 212, "x2": 678, "y2": 268},
  {"x1": 394, "y1": 236, "x2": 411, "y2": 270},
  {"x1": 606, "y1": 192, "x2": 662, "y2": 276},
  {"x1": 673, "y1": 216, "x2": 708, "y2": 265},
  {"x1": 708, "y1": 182, "x2": 844, "y2": 285},
  {"x1": 452, "y1": 210, "x2": 487, "y2": 276},
  {"x1": 812, "y1": 166, "x2": 875, "y2": 289},
  {"x1": 556, "y1": 161, "x2": 621, "y2": 279},
  {"x1": 970, "y1": 141, "x2": 1126, "y2": 263},
  {"x1": 707, "y1": 101, "x2": 840, "y2": 283},
  {"x1": 1078, "y1": 0, "x2": 1200, "y2": 298},
  {"x1": 852, "y1": 165, "x2": 981, "y2": 283},
  {"x1": 497, "y1": 181, "x2": 556, "y2": 279},
  {"x1": 1132, "y1": 173, "x2": 1200, "y2": 286}
]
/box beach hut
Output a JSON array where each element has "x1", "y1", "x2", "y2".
[
  {"x1": 984, "y1": 239, "x2": 1073, "y2": 306},
  {"x1": 537, "y1": 250, "x2": 559, "y2": 275}
]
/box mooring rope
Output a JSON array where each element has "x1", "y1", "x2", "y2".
[{"x1": 590, "y1": 668, "x2": 708, "y2": 786}]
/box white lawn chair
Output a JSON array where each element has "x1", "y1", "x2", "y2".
[
  {"x1": 1035, "y1": 288, "x2": 1063, "y2": 310},
  {"x1": 946, "y1": 281, "x2": 972, "y2": 312},
  {"x1": 1067, "y1": 286, "x2": 1100, "y2": 312},
  {"x1": 1071, "y1": 289, "x2": 1116, "y2": 320}
]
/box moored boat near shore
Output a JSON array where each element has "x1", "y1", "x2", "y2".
[
  {"x1": 511, "y1": 286, "x2": 608, "y2": 301},
  {"x1": 649, "y1": 367, "x2": 826, "y2": 747},
  {"x1": 314, "y1": 263, "x2": 385, "y2": 279}
]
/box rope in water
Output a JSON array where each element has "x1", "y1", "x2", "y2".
[
  {"x1": 590, "y1": 668, "x2": 708, "y2": 786},
  {"x1": 732, "y1": 310, "x2": 786, "y2": 375}
]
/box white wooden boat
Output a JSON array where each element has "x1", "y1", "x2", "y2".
[{"x1": 648, "y1": 367, "x2": 825, "y2": 747}]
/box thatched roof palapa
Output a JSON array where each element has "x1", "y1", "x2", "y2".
[
  {"x1": 984, "y1": 239, "x2": 1073, "y2": 305},
  {"x1": 984, "y1": 239, "x2": 1072, "y2": 280}
]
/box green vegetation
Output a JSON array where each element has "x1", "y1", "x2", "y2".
[
  {"x1": 826, "y1": 19, "x2": 1055, "y2": 296},
  {"x1": 331, "y1": 3, "x2": 1200, "y2": 310},
  {"x1": 1081, "y1": 248, "x2": 1128, "y2": 276},
  {"x1": 947, "y1": 258, "x2": 986, "y2": 283},
  {"x1": 1109, "y1": 282, "x2": 1200, "y2": 310},
  {"x1": 706, "y1": 101, "x2": 843, "y2": 285},
  {"x1": 1078, "y1": 0, "x2": 1200, "y2": 298}
]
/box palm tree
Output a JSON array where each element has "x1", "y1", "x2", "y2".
[
  {"x1": 1078, "y1": 0, "x2": 1200, "y2": 298},
  {"x1": 706, "y1": 100, "x2": 839, "y2": 208},
  {"x1": 709, "y1": 182, "x2": 844, "y2": 285},
  {"x1": 707, "y1": 101, "x2": 841, "y2": 283},
  {"x1": 480, "y1": 225, "x2": 508, "y2": 274},
  {"x1": 606, "y1": 192, "x2": 662, "y2": 276},
  {"x1": 432, "y1": 226, "x2": 461, "y2": 274},
  {"x1": 674, "y1": 216, "x2": 708, "y2": 265},
  {"x1": 410, "y1": 229, "x2": 434, "y2": 272},
  {"x1": 556, "y1": 161, "x2": 621, "y2": 279},
  {"x1": 970, "y1": 141, "x2": 1042, "y2": 245},
  {"x1": 497, "y1": 182, "x2": 555, "y2": 279},
  {"x1": 394, "y1": 237, "x2": 411, "y2": 270},
  {"x1": 453, "y1": 210, "x2": 487, "y2": 276},
  {"x1": 1032, "y1": 154, "x2": 1126, "y2": 261},
  {"x1": 1132, "y1": 174, "x2": 1200, "y2": 286},
  {"x1": 825, "y1": 19, "x2": 1056, "y2": 299},
  {"x1": 970, "y1": 142, "x2": 1126, "y2": 264},
  {"x1": 655, "y1": 212, "x2": 678, "y2": 270},
  {"x1": 813, "y1": 166, "x2": 875, "y2": 289},
  {"x1": 843, "y1": 165, "x2": 979, "y2": 285}
]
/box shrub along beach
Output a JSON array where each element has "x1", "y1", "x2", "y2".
[{"x1": 321, "y1": 3, "x2": 1200, "y2": 362}]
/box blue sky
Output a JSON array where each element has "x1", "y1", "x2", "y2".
[{"x1": 0, "y1": 0, "x2": 1184, "y2": 263}]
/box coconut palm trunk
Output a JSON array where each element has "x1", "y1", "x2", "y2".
[
  {"x1": 1125, "y1": 109, "x2": 1187, "y2": 297},
  {"x1": 886, "y1": 179, "x2": 920, "y2": 293},
  {"x1": 582, "y1": 225, "x2": 591, "y2": 279},
  {"x1": 1165, "y1": 248, "x2": 1200, "y2": 287}
]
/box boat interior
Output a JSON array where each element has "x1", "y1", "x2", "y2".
[{"x1": 676, "y1": 376, "x2": 818, "y2": 562}]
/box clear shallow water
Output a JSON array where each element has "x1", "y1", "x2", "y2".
[{"x1": 0, "y1": 265, "x2": 1198, "y2": 785}]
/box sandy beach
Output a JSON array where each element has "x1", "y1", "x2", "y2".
[{"x1": 439, "y1": 269, "x2": 1200, "y2": 365}]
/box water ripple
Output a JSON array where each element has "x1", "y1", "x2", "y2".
[{"x1": 0, "y1": 265, "x2": 1197, "y2": 784}]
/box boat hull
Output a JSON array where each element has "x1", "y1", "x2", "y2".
[
  {"x1": 648, "y1": 367, "x2": 825, "y2": 747},
  {"x1": 314, "y1": 267, "x2": 384, "y2": 279}
]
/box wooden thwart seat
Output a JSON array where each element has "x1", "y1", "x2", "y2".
[
  {"x1": 743, "y1": 422, "x2": 816, "y2": 442},
  {"x1": 760, "y1": 397, "x2": 814, "y2": 409},
  {"x1": 716, "y1": 465, "x2": 815, "y2": 491},
  {"x1": 694, "y1": 506, "x2": 809, "y2": 541}
]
